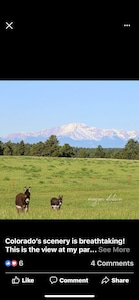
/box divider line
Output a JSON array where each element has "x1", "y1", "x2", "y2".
[
  {"x1": 5, "y1": 271, "x2": 134, "y2": 274},
  {"x1": 44, "y1": 295, "x2": 95, "y2": 298}
]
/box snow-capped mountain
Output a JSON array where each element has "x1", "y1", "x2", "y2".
[{"x1": 1, "y1": 123, "x2": 139, "y2": 148}]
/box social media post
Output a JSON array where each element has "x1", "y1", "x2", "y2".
[
  {"x1": 0, "y1": 7, "x2": 139, "y2": 300},
  {"x1": 1, "y1": 220, "x2": 138, "y2": 299},
  {"x1": 1, "y1": 80, "x2": 139, "y2": 220}
]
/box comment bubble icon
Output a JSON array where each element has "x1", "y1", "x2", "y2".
[{"x1": 49, "y1": 276, "x2": 58, "y2": 284}]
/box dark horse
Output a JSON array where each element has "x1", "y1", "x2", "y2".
[
  {"x1": 15, "y1": 187, "x2": 31, "y2": 212},
  {"x1": 50, "y1": 195, "x2": 63, "y2": 209}
]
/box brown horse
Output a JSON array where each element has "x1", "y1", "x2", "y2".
[
  {"x1": 50, "y1": 195, "x2": 63, "y2": 209},
  {"x1": 15, "y1": 187, "x2": 31, "y2": 212}
]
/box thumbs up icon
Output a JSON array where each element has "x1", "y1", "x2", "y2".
[{"x1": 11, "y1": 276, "x2": 20, "y2": 284}]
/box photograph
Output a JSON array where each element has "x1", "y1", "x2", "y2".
[{"x1": 0, "y1": 80, "x2": 139, "y2": 219}]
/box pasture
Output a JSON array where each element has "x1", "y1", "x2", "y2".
[{"x1": 0, "y1": 156, "x2": 139, "y2": 219}]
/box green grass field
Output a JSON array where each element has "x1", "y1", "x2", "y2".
[{"x1": 0, "y1": 156, "x2": 139, "y2": 219}]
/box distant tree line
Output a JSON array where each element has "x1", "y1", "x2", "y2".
[{"x1": 0, "y1": 136, "x2": 139, "y2": 159}]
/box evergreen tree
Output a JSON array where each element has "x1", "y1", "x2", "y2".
[
  {"x1": 94, "y1": 145, "x2": 105, "y2": 158},
  {"x1": 3, "y1": 141, "x2": 13, "y2": 155},
  {"x1": 0, "y1": 141, "x2": 3, "y2": 155},
  {"x1": 30, "y1": 142, "x2": 45, "y2": 156},
  {"x1": 78, "y1": 149, "x2": 89, "y2": 158},
  {"x1": 60, "y1": 143, "x2": 75, "y2": 157},
  {"x1": 44, "y1": 135, "x2": 60, "y2": 156},
  {"x1": 17, "y1": 140, "x2": 25, "y2": 155},
  {"x1": 122, "y1": 139, "x2": 139, "y2": 159}
]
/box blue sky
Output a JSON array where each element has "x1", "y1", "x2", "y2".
[{"x1": 0, "y1": 80, "x2": 139, "y2": 136}]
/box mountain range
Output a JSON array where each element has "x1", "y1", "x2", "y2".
[{"x1": 1, "y1": 123, "x2": 139, "y2": 148}]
